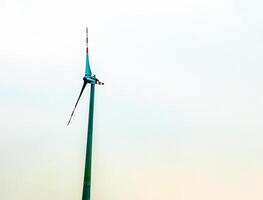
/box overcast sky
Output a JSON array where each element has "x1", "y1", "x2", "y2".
[{"x1": 1, "y1": 0, "x2": 263, "y2": 200}]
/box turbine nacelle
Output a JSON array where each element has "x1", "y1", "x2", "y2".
[{"x1": 83, "y1": 75, "x2": 104, "y2": 85}]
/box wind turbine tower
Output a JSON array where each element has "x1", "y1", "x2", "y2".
[{"x1": 68, "y1": 27, "x2": 104, "y2": 200}]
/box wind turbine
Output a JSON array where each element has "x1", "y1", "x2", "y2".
[{"x1": 68, "y1": 27, "x2": 104, "y2": 200}]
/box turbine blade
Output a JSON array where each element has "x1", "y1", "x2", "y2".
[
  {"x1": 96, "y1": 79, "x2": 104, "y2": 85},
  {"x1": 85, "y1": 27, "x2": 92, "y2": 77},
  {"x1": 67, "y1": 80, "x2": 88, "y2": 126}
]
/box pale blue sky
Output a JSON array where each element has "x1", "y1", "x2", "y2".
[{"x1": 1, "y1": 0, "x2": 263, "y2": 199}]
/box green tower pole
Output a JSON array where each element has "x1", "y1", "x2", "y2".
[{"x1": 82, "y1": 83, "x2": 95, "y2": 200}]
